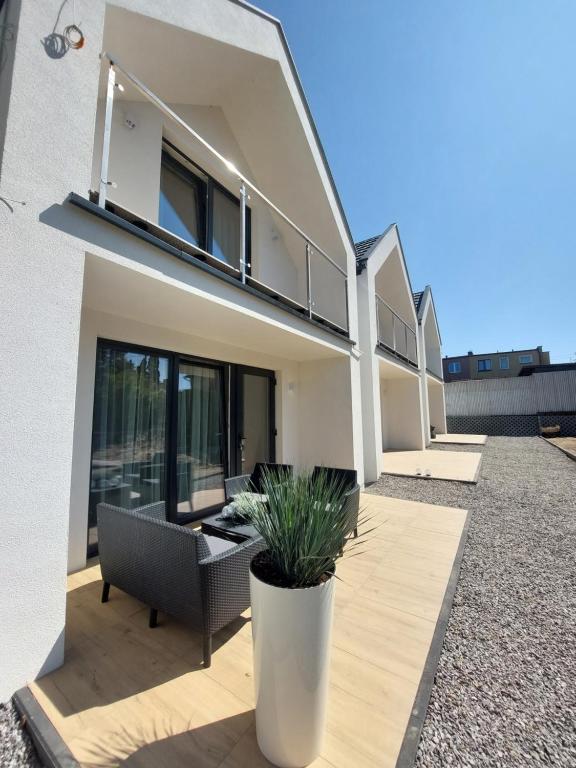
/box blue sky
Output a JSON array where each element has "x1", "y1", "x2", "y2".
[{"x1": 253, "y1": 0, "x2": 576, "y2": 362}]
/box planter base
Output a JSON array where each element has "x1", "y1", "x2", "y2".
[{"x1": 250, "y1": 568, "x2": 335, "y2": 768}]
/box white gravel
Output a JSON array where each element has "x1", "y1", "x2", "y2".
[
  {"x1": 0, "y1": 701, "x2": 40, "y2": 767},
  {"x1": 367, "y1": 437, "x2": 576, "y2": 767}
]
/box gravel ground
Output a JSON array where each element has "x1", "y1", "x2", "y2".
[
  {"x1": 367, "y1": 437, "x2": 576, "y2": 767},
  {"x1": 0, "y1": 701, "x2": 40, "y2": 768}
]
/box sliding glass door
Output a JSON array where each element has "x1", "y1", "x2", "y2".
[
  {"x1": 88, "y1": 341, "x2": 274, "y2": 554},
  {"x1": 89, "y1": 346, "x2": 169, "y2": 552},
  {"x1": 175, "y1": 362, "x2": 226, "y2": 521}
]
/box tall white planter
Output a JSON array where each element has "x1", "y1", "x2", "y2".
[{"x1": 250, "y1": 567, "x2": 335, "y2": 768}]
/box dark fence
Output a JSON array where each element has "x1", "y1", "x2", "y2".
[{"x1": 447, "y1": 412, "x2": 576, "y2": 437}]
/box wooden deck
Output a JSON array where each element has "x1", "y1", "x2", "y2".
[
  {"x1": 383, "y1": 449, "x2": 482, "y2": 483},
  {"x1": 432, "y1": 433, "x2": 487, "y2": 446},
  {"x1": 30, "y1": 494, "x2": 467, "y2": 768}
]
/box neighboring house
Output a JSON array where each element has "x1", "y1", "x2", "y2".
[
  {"x1": 355, "y1": 225, "x2": 426, "y2": 482},
  {"x1": 413, "y1": 287, "x2": 447, "y2": 440},
  {"x1": 0, "y1": 0, "x2": 365, "y2": 700},
  {"x1": 443, "y1": 347, "x2": 550, "y2": 382}
]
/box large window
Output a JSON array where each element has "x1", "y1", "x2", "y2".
[
  {"x1": 89, "y1": 340, "x2": 274, "y2": 555},
  {"x1": 519, "y1": 354, "x2": 533, "y2": 364},
  {"x1": 499, "y1": 356, "x2": 510, "y2": 370},
  {"x1": 477, "y1": 359, "x2": 492, "y2": 372},
  {"x1": 448, "y1": 361, "x2": 461, "y2": 374},
  {"x1": 89, "y1": 346, "x2": 169, "y2": 551},
  {"x1": 159, "y1": 152, "x2": 206, "y2": 247},
  {"x1": 176, "y1": 362, "x2": 226, "y2": 520},
  {"x1": 159, "y1": 144, "x2": 250, "y2": 272}
]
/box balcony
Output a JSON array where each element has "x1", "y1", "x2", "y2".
[
  {"x1": 375, "y1": 294, "x2": 418, "y2": 367},
  {"x1": 86, "y1": 51, "x2": 349, "y2": 338}
]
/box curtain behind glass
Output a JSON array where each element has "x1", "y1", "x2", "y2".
[
  {"x1": 177, "y1": 363, "x2": 225, "y2": 518},
  {"x1": 89, "y1": 347, "x2": 168, "y2": 548},
  {"x1": 212, "y1": 187, "x2": 240, "y2": 269},
  {"x1": 159, "y1": 154, "x2": 203, "y2": 247}
]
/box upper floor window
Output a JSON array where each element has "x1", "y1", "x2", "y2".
[
  {"x1": 519, "y1": 354, "x2": 533, "y2": 364},
  {"x1": 160, "y1": 151, "x2": 206, "y2": 248},
  {"x1": 499, "y1": 356, "x2": 510, "y2": 370},
  {"x1": 159, "y1": 144, "x2": 250, "y2": 272},
  {"x1": 447, "y1": 361, "x2": 461, "y2": 374},
  {"x1": 477, "y1": 359, "x2": 492, "y2": 372}
]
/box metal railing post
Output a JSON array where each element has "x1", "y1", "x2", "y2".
[
  {"x1": 239, "y1": 181, "x2": 247, "y2": 284},
  {"x1": 99, "y1": 63, "x2": 116, "y2": 208},
  {"x1": 404, "y1": 324, "x2": 408, "y2": 359},
  {"x1": 392, "y1": 311, "x2": 396, "y2": 352},
  {"x1": 305, "y1": 242, "x2": 313, "y2": 318}
]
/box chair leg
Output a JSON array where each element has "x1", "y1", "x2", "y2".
[
  {"x1": 149, "y1": 608, "x2": 158, "y2": 628},
  {"x1": 203, "y1": 635, "x2": 212, "y2": 668},
  {"x1": 101, "y1": 582, "x2": 110, "y2": 603}
]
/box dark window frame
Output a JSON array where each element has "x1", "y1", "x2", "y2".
[
  {"x1": 161, "y1": 139, "x2": 251, "y2": 274},
  {"x1": 518, "y1": 354, "x2": 534, "y2": 364},
  {"x1": 477, "y1": 358, "x2": 492, "y2": 372},
  {"x1": 160, "y1": 149, "x2": 208, "y2": 250},
  {"x1": 230, "y1": 364, "x2": 276, "y2": 475},
  {"x1": 88, "y1": 337, "x2": 274, "y2": 556},
  {"x1": 447, "y1": 361, "x2": 461, "y2": 374}
]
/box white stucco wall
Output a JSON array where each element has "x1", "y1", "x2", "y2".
[
  {"x1": 0, "y1": 1, "x2": 106, "y2": 700},
  {"x1": 381, "y1": 378, "x2": 424, "y2": 451},
  {"x1": 296, "y1": 357, "x2": 359, "y2": 475},
  {"x1": 428, "y1": 379, "x2": 447, "y2": 434}
]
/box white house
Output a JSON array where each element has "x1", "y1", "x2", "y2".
[
  {"x1": 0, "y1": 0, "x2": 365, "y2": 701},
  {"x1": 355, "y1": 225, "x2": 427, "y2": 483},
  {"x1": 413, "y1": 286, "x2": 447, "y2": 442}
]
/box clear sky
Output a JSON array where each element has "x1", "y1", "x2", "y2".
[{"x1": 253, "y1": 0, "x2": 576, "y2": 362}]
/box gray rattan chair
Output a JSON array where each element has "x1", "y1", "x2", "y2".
[
  {"x1": 224, "y1": 463, "x2": 293, "y2": 501},
  {"x1": 224, "y1": 474, "x2": 251, "y2": 500},
  {"x1": 341, "y1": 483, "x2": 361, "y2": 538},
  {"x1": 97, "y1": 501, "x2": 264, "y2": 667}
]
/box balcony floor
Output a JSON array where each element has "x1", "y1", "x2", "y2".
[
  {"x1": 432, "y1": 433, "x2": 487, "y2": 446},
  {"x1": 29, "y1": 494, "x2": 467, "y2": 768},
  {"x1": 383, "y1": 449, "x2": 482, "y2": 483}
]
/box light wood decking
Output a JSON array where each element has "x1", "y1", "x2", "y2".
[
  {"x1": 30, "y1": 494, "x2": 467, "y2": 768},
  {"x1": 432, "y1": 433, "x2": 487, "y2": 445},
  {"x1": 383, "y1": 449, "x2": 482, "y2": 483}
]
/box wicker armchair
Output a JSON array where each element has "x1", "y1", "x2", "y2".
[
  {"x1": 224, "y1": 462, "x2": 293, "y2": 501},
  {"x1": 97, "y1": 501, "x2": 264, "y2": 667},
  {"x1": 311, "y1": 466, "x2": 357, "y2": 492}
]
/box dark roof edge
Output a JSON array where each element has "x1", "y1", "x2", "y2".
[
  {"x1": 228, "y1": 0, "x2": 356, "y2": 254},
  {"x1": 355, "y1": 222, "x2": 397, "y2": 274}
]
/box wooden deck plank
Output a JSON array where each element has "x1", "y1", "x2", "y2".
[
  {"x1": 432, "y1": 433, "x2": 487, "y2": 445},
  {"x1": 382, "y1": 449, "x2": 482, "y2": 482},
  {"x1": 29, "y1": 493, "x2": 467, "y2": 768}
]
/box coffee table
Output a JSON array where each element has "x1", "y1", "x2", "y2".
[{"x1": 201, "y1": 508, "x2": 259, "y2": 543}]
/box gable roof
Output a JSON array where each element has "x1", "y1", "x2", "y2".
[{"x1": 354, "y1": 223, "x2": 397, "y2": 273}]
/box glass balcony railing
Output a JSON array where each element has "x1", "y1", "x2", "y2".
[
  {"x1": 375, "y1": 294, "x2": 418, "y2": 366},
  {"x1": 93, "y1": 53, "x2": 349, "y2": 336}
]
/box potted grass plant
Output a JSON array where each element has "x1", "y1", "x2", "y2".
[{"x1": 235, "y1": 469, "x2": 360, "y2": 768}]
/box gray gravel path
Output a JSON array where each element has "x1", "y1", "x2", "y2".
[
  {"x1": 367, "y1": 437, "x2": 576, "y2": 767},
  {"x1": 0, "y1": 701, "x2": 40, "y2": 768}
]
